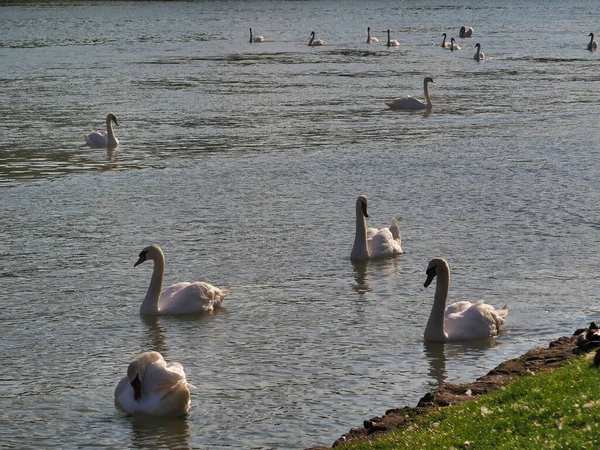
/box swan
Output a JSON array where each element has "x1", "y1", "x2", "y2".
[
  {"x1": 450, "y1": 38, "x2": 461, "y2": 51},
  {"x1": 588, "y1": 33, "x2": 598, "y2": 51},
  {"x1": 423, "y1": 258, "x2": 508, "y2": 342},
  {"x1": 249, "y1": 28, "x2": 264, "y2": 43},
  {"x1": 134, "y1": 244, "x2": 231, "y2": 315},
  {"x1": 308, "y1": 31, "x2": 325, "y2": 46},
  {"x1": 84, "y1": 113, "x2": 119, "y2": 148},
  {"x1": 386, "y1": 29, "x2": 400, "y2": 47},
  {"x1": 441, "y1": 34, "x2": 460, "y2": 50},
  {"x1": 473, "y1": 43, "x2": 485, "y2": 61},
  {"x1": 440, "y1": 33, "x2": 450, "y2": 48},
  {"x1": 385, "y1": 76, "x2": 434, "y2": 111},
  {"x1": 459, "y1": 26, "x2": 474, "y2": 38},
  {"x1": 366, "y1": 27, "x2": 379, "y2": 43},
  {"x1": 114, "y1": 351, "x2": 194, "y2": 417},
  {"x1": 350, "y1": 194, "x2": 403, "y2": 260}
]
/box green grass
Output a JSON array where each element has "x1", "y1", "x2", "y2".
[{"x1": 336, "y1": 355, "x2": 600, "y2": 450}]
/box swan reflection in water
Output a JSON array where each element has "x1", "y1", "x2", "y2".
[
  {"x1": 423, "y1": 339, "x2": 499, "y2": 386},
  {"x1": 351, "y1": 257, "x2": 402, "y2": 295},
  {"x1": 351, "y1": 259, "x2": 372, "y2": 294},
  {"x1": 142, "y1": 315, "x2": 168, "y2": 356},
  {"x1": 130, "y1": 414, "x2": 191, "y2": 449}
]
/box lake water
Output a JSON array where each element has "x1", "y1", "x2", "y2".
[{"x1": 2, "y1": 1, "x2": 600, "y2": 448}]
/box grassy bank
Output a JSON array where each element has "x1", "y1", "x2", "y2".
[{"x1": 336, "y1": 354, "x2": 600, "y2": 450}]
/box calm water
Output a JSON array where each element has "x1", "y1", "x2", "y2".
[{"x1": 2, "y1": 1, "x2": 600, "y2": 448}]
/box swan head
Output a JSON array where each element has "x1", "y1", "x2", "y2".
[
  {"x1": 590, "y1": 33, "x2": 594, "y2": 38},
  {"x1": 106, "y1": 113, "x2": 118, "y2": 126},
  {"x1": 134, "y1": 244, "x2": 163, "y2": 267},
  {"x1": 475, "y1": 43, "x2": 481, "y2": 49},
  {"x1": 356, "y1": 194, "x2": 369, "y2": 218},
  {"x1": 310, "y1": 31, "x2": 315, "y2": 37},
  {"x1": 424, "y1": 76, "x2": 434, "y2": 84},
  {"x1": 424, "y1": 257, "x2": 449, "y2": 287},
  {"x1": 126, "y1": 351, "x2": 163, "y2": 401}
]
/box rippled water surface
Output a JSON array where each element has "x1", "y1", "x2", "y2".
[{"x1": 2, "y1": 1, "x2": 600, "y2": 448}]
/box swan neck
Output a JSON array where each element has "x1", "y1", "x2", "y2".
[
  {"x1": 351, "y1": 205, "x2": 369, "y2": 259},
  {"x1": 424, "y1": 81, "x2": 432, "y2": 108},
  {"x1": 387, "y1": 30, "x2": 390, "y2": 46},
  {"x1": 141, "y1": 252, "x2": 164, "y2": 315},
  {"x1": 424, "y1": 270, "x2": 449, "y2": 342},
  {"x1": 106, "y1": 117, "x2": 117, "y2": 146}
]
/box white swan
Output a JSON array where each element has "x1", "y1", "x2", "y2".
[
  {"x1": 134, "y1": 244, "x2": 231, "y2": 315},
  {"x1": 474, "y1": 43, "x2": 485, "y2": 61},
  {"x1": 385, "y1": 76, "x2": 434, "y2": 111},
  {"x1": 441, "y1": 34, "x2": 460, "y2": 50},
  {"x1": 308, "y1": 31, "x2": 325, "y2": 46},
  {"x1": 423, "y1": 258, "x2": 508, "y2": 342},
  {"x1": 114, "y1": 351, "x2": 194, "y2": 417},
  {"x1": 249, "y1": 28, "x2": 264, "y2": 43},
  {"x1": 459, "y1": 26, "x2": 474, "y2": 38},
  {"x1": 449, "y1": 38, "x2": 461, "y2": 51},
  {"x1": 386, "y1": 29, "x2": 400, "y2": 47},
  {"x1": 351, "y1": 194, "x2": 402, "y2": 260},
  {"x1": 366, "y1": 27, "x2": 379, "y2": 43},
  {"x1": 84, "y1": 113, "x2": 119, "y2": 148},
  {"x1": 588, "y1": 33, "x2": 598, "y2": 51}
]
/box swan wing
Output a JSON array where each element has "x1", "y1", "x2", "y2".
[
  {"x1": 388, "y1": 218, "x2": 401, "y2": 241},
  {"x1": 445, "y1": 300, "x2": 507, "y2": 340},
  {"x1": 366, "y1": 227, "x2": 403, "y2": 258},
  {"x1": 385, "y1": 96, "x2": 426, "y2": 111},
  {"x1": 84, "y1": 131, "x2": 108, "y2": 147},
  {"x1": 160, "y1": 281, "x2": 230, "y2": 314}
]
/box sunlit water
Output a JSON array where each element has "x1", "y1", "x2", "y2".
[{"x1": 2, "y1": 1, "x2": 600, "y2": 448}]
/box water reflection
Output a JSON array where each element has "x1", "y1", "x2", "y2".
[
  {"x1": 423, "y1": 339, "x2": 498, "y2": 386},
  {"x1": 141, "y1": 315, "x2": 168, "y2": 355},
  {"x1": 129, "y1": 415, "x2": 191, "y2": 449},
  {"x1": 351, "y1": 260, "x2": 371, "y2": 294}
]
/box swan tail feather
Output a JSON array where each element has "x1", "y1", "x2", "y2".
[
  {"x1": 220, "y1": 284, "x2": 232, "y2": 299},
  {"x1": 389, "y1": 218, "x2": 401, "y2": 240}
]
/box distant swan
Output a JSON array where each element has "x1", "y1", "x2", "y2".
[
  {"x1": 249, "y1": 28, "x2": 264, "y2": 43},
  {"x1": 84, "y1": 113, "x2": 119, "y2": 148},
  {"x1": 351, "y1": 194, "x2": 403, "y2": 260},
  {"x1": 423, "y1": 257, "x2": 508, "y2": 342},
  {"x1": 114, "y1": 351, "x2": 194, "y2": 417},
  {"x1": 473, "y1": 43, "x2": 485, "y2": 61},
  {"x1": 588, "y1": 33, "x2": 598, "y2": 51},
  {"x1": 441, "y1": 34, "x2": 460, "y2": 50},
  {"x1": 366, "y1": 27, "x2": 379, "y2": 43},
  {"x1": 459, "y1": 26, "x2": 474, "y2": 38},
  {"x1": 450, "y1": 38, "x2": 461, "y2": 51},
  {"x1": 386, "y1": 29, "x2": 400, "y2": 47},
  {"x1": 308, "y1": 31, "x2": 325, "y2": 46},
  {"x1": 385, "y1": 76, "x2": 434, "y2": 111},
  {"x1": 134, "y1": 244, "x2": 231, "y2": 315}
]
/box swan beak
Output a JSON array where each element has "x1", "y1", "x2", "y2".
[
  {"x1": 131, "y1": 374, "x2": 142, "y2": 401},
  {"x1": 361, "y1": 202, "x2": 369, "y2": 218},
  {"x1": 113, "y1": 117, "x2": 118, "y2": 126},
  {"x1": 134, "y1": 256, "x2": 145, "y2": 267},
  {"x1": 424, "y1": 273, "x2": 435, "y2": 288}
]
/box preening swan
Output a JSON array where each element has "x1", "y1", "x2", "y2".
[
  {"x1": 385, "y1": 76, "x2": 434, "y2": 111},
  {"x1": 114, "y1": 351, "x2": 194, "y2": 417},
  {"x1": 423, "y1": 258, "x2": 508, "y2": 342},
  {"x1": 588, "y1": 33, "x2": 598, "y2": 51},
  {"x1": 386, "y1": 29, "x2": 400, "y2": 47},
  {"x1": 366, "y1": 27, "x2": 379, "y2": 43},
  {"x1": 134, "y1": 244, "x2": 231, "y2": 315},
  {"x1": 350, "y1": 194, "x2": 403, "y2": 260},
  {"x1": 308, "y1": 31, "x2": 325, "y2": 46},
  {"x1": 473, "y1": 43, "x2": 485, "y2": 61},
  {"x1": 459, "y1": 26, "x2": 474, "y2": 38},
  {"x1": 84, "y1": 113, "x2": 119, "y2": 148},
  {"x1": 249, "y1": 28, "x2": 264, "y2": 43}
]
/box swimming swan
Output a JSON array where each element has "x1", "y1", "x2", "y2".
[
  {"x1": 366, "y1": 27, "x2": 379, "y2": 43},
  {"x1": 441, "y1": 34, "x2": 460, "y2": 50},
  {"x1": 84, "y1": 113, "x2": 119, "y2": 148},
  {"x1": 450, "y1": 38, "x2": 461, "y2": 51},
  {"x1": 134, "y1": 244, "x2": 231, "y2": 315},
  {"x1": 249, "y1": 28, "x2": 264, "y2": 43},
  {"x1": 308, "y1": 31, "x2": 325, "y2": 46},
  {"x1": 459, "y1": 26, "x2": 474, "y2": 38},
  {"x1": 114, "y1": 351, "x2": 194, "y2": 417},
  {"x1": 351, "y1": 194, "x2": 403, "y2": 260},
  {"x1": 423, "y1": 257, "x2": 508, "y2": 342},
  {"x1": 474, "y1": 43, "x2": 485, "y2": 61},
  {"x1": 588, "y1": 33, "x2": 598, "y2": 51},
  {"x1": 386, "y1": 29, "x2": 400, "y2": 47},
  {"x1": 385, "y1": 76, "x2": 434, "y2": 111}
]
